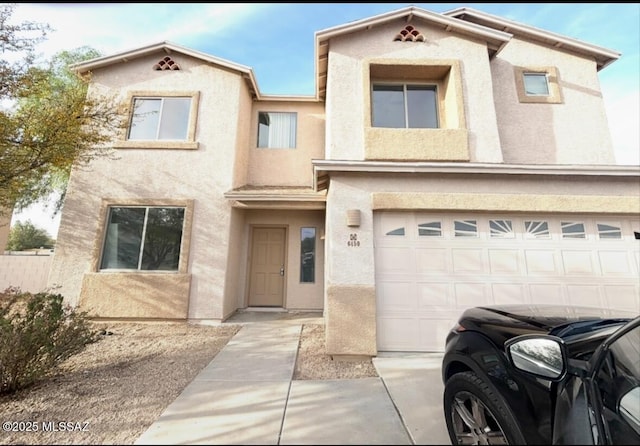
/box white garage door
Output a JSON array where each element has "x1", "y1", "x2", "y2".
[{"x1": 374, "y1": 212, "x2": 640, "y2": 352}]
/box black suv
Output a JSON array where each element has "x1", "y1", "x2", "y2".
[{"x1": 441, "y1": 304, "x2": 640, "y2": 445}]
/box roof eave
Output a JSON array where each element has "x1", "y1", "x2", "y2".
[
  {"x1": 444, "y1": 7, "x2": 620, "y2": 71},
  {"x1": 71, "y1": 41, "x2": 264, "y2": 99}
]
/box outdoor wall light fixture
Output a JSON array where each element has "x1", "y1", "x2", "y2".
[{"x1": 346, "y1": 209, "x2": 361, "y2": 227}]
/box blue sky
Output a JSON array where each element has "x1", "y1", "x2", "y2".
[{"x1": 9, "y1": 3, "x2": 640, "y2": 236}]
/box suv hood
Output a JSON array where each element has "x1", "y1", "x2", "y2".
[{"x1": 458, "y1": 304, "x2": 637, "y2": 348}]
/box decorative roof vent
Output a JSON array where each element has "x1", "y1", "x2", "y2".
[
  {"x1": 394, "y1": 25, "x2": 425, "y2": 42},
  {"x1": 153, "y1": 56, "x2": 180, "y2": 71}
]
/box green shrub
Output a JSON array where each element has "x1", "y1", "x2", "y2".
[{"x1": 0, "y1": 287, "x2": 99, "y2": 394}]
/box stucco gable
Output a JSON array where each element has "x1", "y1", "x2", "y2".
[
  {"x1": 71, "y1": 41, "x2": 262, "y2": 99},
  {"x1": 313, "y1": 6, "x2": 512, "y2": 100}
]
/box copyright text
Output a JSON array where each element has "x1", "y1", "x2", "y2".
[{"x1": 2, "y1": 421, "x2": 89, "y2": 432}]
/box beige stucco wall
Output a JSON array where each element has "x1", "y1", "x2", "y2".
[
  {"x1": 491, "y1": 37, "x2": 616, "y2": 164},
  {"x1": 78, "y1": 273, "x2": 191, "y2": 319},
  {"x1": 325, "y1": 284, "x2": 377, "y2": 356},
  {"x1": 235, "y1": 209, "x2": 325, "y2": 312},
  {"x1": 48, "y1": 52, "x2": 247, "y2": 322},
  {"x1": 247, "y1": 101, "x2": 325, "y2": 187},
  {"x1": 324, "y1": 18, "x2": 503, "y2": 163},
  {"x1": 323, "y1": 171, "x2": 640, "y2": 355},
  {"x1": 231, "y1": 82, "x2": 255, "y2": 189}
]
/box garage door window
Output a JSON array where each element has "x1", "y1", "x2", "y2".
[
  {"x1": 386, "y1": 227, "x2": 405, "y2": 236},
  {"x1": 597, "y1": 223, "x2": 622, "y2": 239},
  {"x1": 525, "y1": 220, "x2": 550, "y2": 239},
  {"x1": 490, "y1": 220, "x2": 514, "y2": 238},
  {"x1": 418, "y1": 221, "x2": 442, "y2": 237},
  {"x1": 454, "y1": 220, "x2": 477, "y2": 237},
  {"x1": 562, "y1": 221, "x2": 586, "y2": 239}
]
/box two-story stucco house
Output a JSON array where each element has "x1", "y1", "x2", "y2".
[{"x1": 48, "y1": 6, "x2": 640, "y2": 356}]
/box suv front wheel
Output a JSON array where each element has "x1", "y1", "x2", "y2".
[{"x1": 443, "y1": 371, "x2": 525, "y2": 445}]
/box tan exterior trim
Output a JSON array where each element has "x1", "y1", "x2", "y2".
[
  {"x1": 91, "y1": 198, "x2": 194, "y2": 273},
  {"x1": 79, "y1": 272, "x2": 191, "y2": 319},
  {"x1": 514, "y1": 66, "x2": 563, "y2": 104},
  {"x1": 372, "y1": 192, "x2": 640, "y2": 214},
  {"x1": 325, "y1": 284, "x2": 377, "y2": 356},
  {"x1": 114, "y1": 90, "x2": 200, "y2": 149},
  {"x1": 365, "y1": 128, "x2": 469, "y2": 161}
]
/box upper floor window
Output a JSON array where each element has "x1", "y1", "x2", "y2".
[
  {"x1": 128, "y1": 97, "x2": 192, "y2": 140},
  {"x1": 372, "y1": 84, "x2": 438, "y2": 129},
  {"x1": 514, "y1": 66, "x2": 562, "y2": 104},
  {"x1": 258, "y1": 112, "x2": 297, "y2": 148},
  {"x1": 100, "y1": 206, "x2": 185, "y2": 271},
  {"x1": 523, "y1": 73, "x2": 550, "y2": 96}
]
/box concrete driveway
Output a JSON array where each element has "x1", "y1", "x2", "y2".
[{"x1": 373, "y1": 353, "x2": 450, "y2": 445}]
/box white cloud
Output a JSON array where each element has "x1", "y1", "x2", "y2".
[{"x1": 11, "y1": 3, "x2": 266, "y2": 59}]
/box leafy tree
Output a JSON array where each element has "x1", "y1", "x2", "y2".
[
  {"x1": 0, "y1": 3, "x2": 126, "y2": 217},
  {"x1": 6, "y1": 219, "x2": 54, "y2": 251}
]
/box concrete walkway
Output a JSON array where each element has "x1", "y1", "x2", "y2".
[{"x1": 135, "y1": 313, "x2": 449, "y2": 445}]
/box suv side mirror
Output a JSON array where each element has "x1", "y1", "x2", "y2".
[{"x1": 505, "y1": 335, "x2": 567, "y2": 380}]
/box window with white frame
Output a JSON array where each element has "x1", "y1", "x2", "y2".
[
  {"x1": 100, "y1": 206, "x2": 185, "y2": 271},
  {"x1": 257, "y1": 112, "x2": 297, "y2": 148},
  {"x1": 523, "y1": 73, "x2": 550, "y2": 96},
  {"x1": 372, "y1": 84, "x2": 438, "y2": 128},
  {"x1": 514, "y1": 66, "x2": 562, "y2": 104},
  {"x1": 128, "y1": 97, "x2": 192, "y2": 140}
]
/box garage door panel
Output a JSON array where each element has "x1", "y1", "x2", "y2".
[
  {"x1": 377, "y1": 247, "x2": 414, "y2": 272},
  {"x1": 488, "y1": 249, "x2": 521, "y2": 274},
  {"x1": 562, "y1": 251, "x2": 595, "y2": 275},
  {"x1": 378, "y1": 281, "x2": 414, "y2": 310},
  {"x1": 599, "y1": 251, "x2": 632, "y2": 274},
  {"x1": 492, "y1": 283, "x2": 528, "y2": 305},
  {"x1": 375, "y1": 213, "x2": 640, "y2": 352},
  {"x1": 377, "y1": 317, "x2": 420, "y2": 351},
  {"x1": 529, "y1": 283, "x2": 564, "y2": 305},
  {"x1": 525, "y1": 250, "x2": 559, "y2": 274},
  {"x1": 452, "y1": 249, "x2": 484, "y2": 272},
  {"x1": 418, "y1": 282, "x2": 451, "y2": 308},
  {"x1": 416, "y1": 248, "x2": 448, "y2": 273},
  {"x1": 454, "y1": 282, "x2": 489, "y2": 307},
  {"x1": 566, "y1": 285, "x2": 603, "y2": 307},
  {"x1": 603, "y1": 286, "x2": 640, "y2": 313},
  {"x1": 420, "y1": 319, "x2": 457, "y2": 352}
]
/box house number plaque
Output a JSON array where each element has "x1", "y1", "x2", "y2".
[{"x1": 347, "y1": 233, "x2": 360, "y2": 247}]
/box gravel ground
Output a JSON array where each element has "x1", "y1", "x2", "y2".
[{"x1": 0, "y1": 320, "x2": 377, "y2": 445}]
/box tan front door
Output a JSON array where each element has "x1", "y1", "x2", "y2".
[{"x1": 248, "y1": 227, "x2": 286, "y2": 307}]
